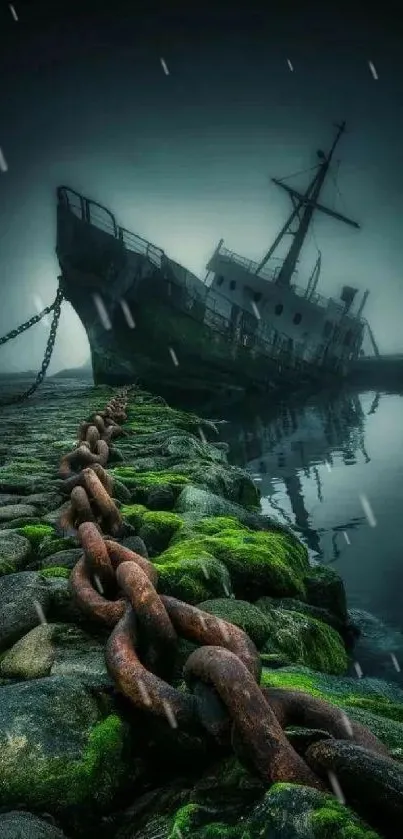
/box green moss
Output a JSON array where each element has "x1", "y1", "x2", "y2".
[
  {"x1": 161, "y1": 525, "x2": 309, "y2": 601},
  {"x1": 16, "y1": 524, "x2": 54, "y2": 548},
  {"x1": 120, "y1": 503, "x2": 149, "y2": 528},
  {"x1": 169, "y1": 804, "x2": 243, "y2": 839},
  {"x1": 126, "y1": 404, "x2": 211, "y2": 436},
  {"x1": 0, "y1": 713, "x2": 126, "y2": 812},
  {"x1": 139, "y1": 511, "x2": 184, "y2": 554},
  {"x1": 38, "y1": 535, "x2": 78, "y2": 559},
  {"x1": 197, "y1": 598, "x2": 270, "y2": 649},
  {"x1": 39, "y1": 566, "x2": 71, "y2": 579},
  {"x1": 156, "y1": 551, "x2": 233, "y2": 605},
  {"x1": 192, "y1": 517, "x2": 249, "y2": 535},
  {"x1": 245, "y1": 783, "x2": 381, "y2": 839},
  {"x1": 259, "y1": 609, "x2": 348, "y2": 675}
]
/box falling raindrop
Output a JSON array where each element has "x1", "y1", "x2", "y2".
[
  {"x1": 325, "y1": 460, "x2": 332, "y2": 472},
  {"x1": 162, "y1": 699, "x2": 178, "y2": 728},
  {"x1": 33, "y1": 294, "x2": 50, "y2": 327},
  {"x1": 198, "y1": 426, "x2": 207, "y2": 444},
  {"x1": 201, "y1": 562, "x2": 210, "y2": 579},
  {"x1": 9, "y1": 4, "x2": 18, "y2": 21},
  {"x1": 92, "y1": 294, "x2": 112, "y2": 330},
  {"x1": 343, "y1": 531, "x2": 350, "y2": 545},
  {"x1": 33, "y1": 600, "x2": 47, "y2": 625},
  {"x1": 340, "y1": 712, "x2": 353, "y2": 737},
  {"x1": 353, "y1": 661, "x2": 363, "y2": 678},
  {"x1": 359, "y1": 494, "x2": 377, "y2": 527},
  {"x1": 328, "y1": 770, "x2": 345, "y2": 804},
  {"x1": 120, "y1": 299, "x2": 135, "y2": 328},
  {"x1": 160, "y1": 57, "x2": 170, "y2": 75},
  {"x1": 93, "y1": 574, "x2": 104, "y2": 594},
  {"x1": 368, "y1": 61, "x2": 378, "y2": 80},
  {"x1": 222, "y1": 580, "x2": 230, "y2": 596},
  {"x1": 251, "y1": 300, "x2": 261, "y2": 320},
  {"x1": 287, "y1": 58, "x2": 294, "y2": 71},
  {"x1": 137, "y1": 678, "x2": 152, "y2": 707},
  {"x1": 169, "y1": 347, "x2": 179, "y2": 366},
  {"x1": 220, "y1": 623, "x2": 230, "y2": 642},
  {"x1": 390, "y1": 653, "x2": 401, "y2": 672},
  {"x1": 0, "y1": 148, "x2": 8, "y2": 173}
]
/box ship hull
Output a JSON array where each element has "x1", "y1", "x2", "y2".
[{"x1": 56, "y1": 185, "x2": 339, "y2": 405}]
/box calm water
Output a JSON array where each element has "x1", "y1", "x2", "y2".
[{"x1": 221, "y1": 387, "x2": 403, "y2": 633}]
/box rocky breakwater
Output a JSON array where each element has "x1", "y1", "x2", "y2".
[{"x1": 0, "y1": 383, "x2": 402, "y2": 839}]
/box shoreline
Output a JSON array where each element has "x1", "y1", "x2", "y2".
[{"x1": 0, "y1": 384, "x2": 401, "y2": 837}]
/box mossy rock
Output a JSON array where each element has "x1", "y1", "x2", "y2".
[
  {"x1": 110, "y1": 467, "x2": 190, "y2": 503},
  {"x1": 155, "y1": 550, "x2": 233, "y2": 605},
  {"x1": 303, "y1": 565, "x2": 347, "y2": 623},
  {"x1": 121, "y1": 506, "x2": 183, "y2": 555},
  {"x1": 0, "y1": 676, "x2": 139, "y2": 819},
  {"x1": 163, "y1": 522, "x2": 309, "y2": 601},
  {"x1": 38, "y1": 535, "x2": 78, "y2": 560},
  {"x1": 257, "y1": 606, "x2": 348, "y2": 675},
  {"x1": 261, "y1": 665, "x2": 403, "y2": 752},
  {"x1": 39, "y1": 566, "x2": 71, "y2": 579},
  {"x1": 244, "y1": 782, "x2": 381, "y2": 838},
  {"x1": 169, "y1": 803, "x2": 244, "y2": 839},
  {"x1": 197, "y1": 598, "x2": 270, "y2": 649},
  {"x1": 16, "y1": 523, "x2": 55, "y2": 549}
]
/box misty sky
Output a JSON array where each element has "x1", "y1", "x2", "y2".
[{"x1": 0, "y1": 1, "x2": 403, "y2": 374}]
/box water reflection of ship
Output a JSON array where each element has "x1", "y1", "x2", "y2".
[{"x1": 231, "y1": 391, "x2": 378, "y2": 559}]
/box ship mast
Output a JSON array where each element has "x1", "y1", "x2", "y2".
[{"x1": 255, "y1": 121, "x2": 360, "y2": 286}]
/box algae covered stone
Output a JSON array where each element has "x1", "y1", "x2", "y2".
[
  {"x1": 257, "y1": 605, "x2": 348, "y2": 675},
  {"x1": 303, "y1": 565, "x2": 347, "y2": 623},
  {"x1": 164, "y1": 518, "x2": 309, "y2": 601},
  {"x1": 244, "y1": 782, "x2": 381, "y2": 838},
  {"x1": 197, "y1": 598, "x2": 270, "y2": 649},
  {"x1": 0, "y1": 675, "x2": 134, "y2": 816},
  {"x1": 155, "y1": 550, "x2": 233, "y2": 604},
  {"x1": 0, "y1": 530, "x2": 31, "y2": 575}
]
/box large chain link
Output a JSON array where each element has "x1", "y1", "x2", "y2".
[
  {"x1": 0, "y1": 286, "x2": 64, "y2": 407},
  {"x1": 56, "y1": 388, "x2": 392, "y2": 800}
]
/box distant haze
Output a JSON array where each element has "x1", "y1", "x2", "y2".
[{"x1": 0, "y1": 3, "x2": 402, "y2": 373}]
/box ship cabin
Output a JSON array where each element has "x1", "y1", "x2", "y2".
[{"x1": 204, "y1": 241, "x2": 366, "y2": 372}]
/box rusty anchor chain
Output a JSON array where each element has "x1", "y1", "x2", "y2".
[
  {"x1": 58, "y1": 387, "x2": 391, "y2": 797},
  {"x1": 0, "y1": 284, "x2": 65, "y2": 407}
]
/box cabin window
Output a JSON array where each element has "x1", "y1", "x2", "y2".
[
  {"x1": 344, "y1": 329, "x2": 353, "y2": 346},
  {"x1": 274, "y1": 303, "x2": 283, "y2": 316},
  {"x1": 323, "y1": 320, "x2": 333, "y2": 337},
  {"x1": 230, "y1": 280, "x2": 236, "y2": 291},
  {"x1": 216, "y1": 275, "x2": 224, "y2": 287},
  {"x1": 293, "y1": 312, "x2": 302, "y2": 325},
  {"x1": 253, "y1": 291, "x2": 262, "y2": 303}
]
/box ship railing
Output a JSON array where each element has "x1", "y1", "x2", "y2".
[{"x1": 57, "y1": 186, "x2": 164, "y2": 268}]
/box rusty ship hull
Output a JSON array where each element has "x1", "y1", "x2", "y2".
[{"x1": 56, "y1": 187, "x2": 332, "y2": 402}]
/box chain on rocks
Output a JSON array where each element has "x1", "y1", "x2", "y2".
[{"x1": 59, "y1": 387, "x2": 393, "y2": 799}]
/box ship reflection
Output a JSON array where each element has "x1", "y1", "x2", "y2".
[{"x1": 227, "y1": 390, "x2": 381, "y2": 561}]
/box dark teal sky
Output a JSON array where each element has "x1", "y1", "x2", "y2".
[{"x1": 0, "y1": 1, "x2": 402, "y2": 372}]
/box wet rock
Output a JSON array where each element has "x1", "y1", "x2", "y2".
[
  {"x1": 146, "y1": 485, "x2": 175, "y2": 510},
  {"x1": 0, "y1": 622, "x2": 109, "y2": 683},
  {"x1": 0, "y1": 494, "x2": 23, "y2": 506},
  {"x1": 0, "y1": 571, "x2": 51, "y2": 652},
  {"x1": 0, "y1": 811, "x2": 68, "y2": 839},
  {"x1": 0, "y1": 530, "x2": 31, "y2": 574},
  {"x1": 303, "y1": 564, "x2": 348, "y2": 624},
  {"x1": 42, "y1": 502, "x2": 72, "y2": 527},
  {"x1": 24, "y1": 491, "x2": 64, "y2": 513},
  {"x1": 0, "y1": 675, "x2": 134, "y2": 818},
  {"x1": 306, "y1": 738, "x2": 403, "y2": 837},
  {"x1": 42, "y1": 576, "x2": 87, "y2": 624},
  {"x1": 121, "y1": 535, "x2": 149, "y2": 558},
  {"x1": 39, "y1": 548, "x2": 82, "y2": 570},
  {"x1": 197, "y1": 598, "x2": 270, "y2": 649},
  {"x1": 0, "y1": 503, "x2": 39, "y2": 522},
  {"x1": 348, "y1": 609, "x2": 403, "y2": 686},
  {"x1": 257, "y1": 604, "x2": 348, "y2": 675},
  {"x1": 245, "y1": 782, "x2": 381, "y2": 839}
]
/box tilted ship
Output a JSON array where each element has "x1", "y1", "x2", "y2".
[{"x1": 56, "y1": 121, "x2": 373, "y2": 400}]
